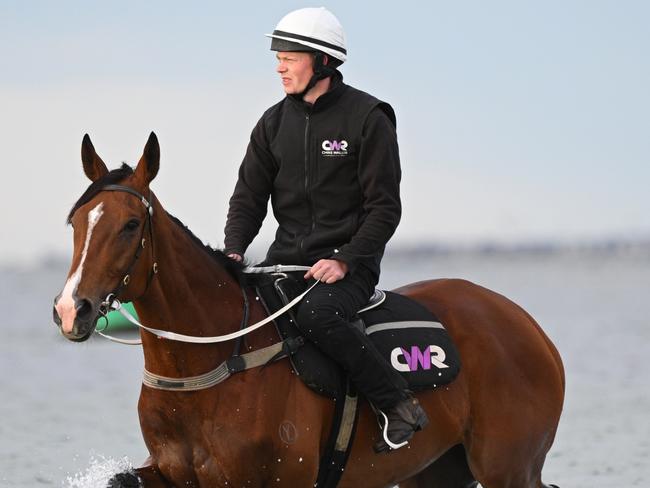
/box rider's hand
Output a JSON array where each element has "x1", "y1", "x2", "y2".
[
  {"x1": 227, "y1": 253, "x2": 243, "y2": 262},
  {"x1": 304, "y1": 259, "x2": 348, "y2": 284}
]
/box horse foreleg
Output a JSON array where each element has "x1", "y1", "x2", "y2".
[{"x1": 107, "y1": 458, "x2": 172, "y2": 488}]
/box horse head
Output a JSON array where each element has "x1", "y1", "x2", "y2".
[{"x1": 53, "y1": 132, "x2": 160, "y2": 341}]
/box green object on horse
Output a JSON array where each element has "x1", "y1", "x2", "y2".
[{"x1": 105, "y1": 302, "x2": 138, "y2": 330}]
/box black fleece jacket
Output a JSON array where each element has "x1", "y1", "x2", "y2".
[{"x1": 224, "y1": 72, "x2": 401, "y2": 279}]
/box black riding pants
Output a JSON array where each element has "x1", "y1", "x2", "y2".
[{"x1": 295, "y1": 266, "x2": 409, "y2": 410}]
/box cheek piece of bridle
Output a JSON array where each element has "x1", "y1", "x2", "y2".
[{"x1": 96, "y1": 184, "x2": 159, "y2": 321}]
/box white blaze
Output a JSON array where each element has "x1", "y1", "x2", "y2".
[{"x1": 56, "y1": 202, "x2": 104, "y2": 334}]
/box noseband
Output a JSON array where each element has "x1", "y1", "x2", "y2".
[{"x1": 98, "y1": 184, "x2": 159, "y2": 316}]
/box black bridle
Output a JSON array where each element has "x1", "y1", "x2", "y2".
[
  {"x1": 97, "y1": 184, "x2": 159, "y2": 316},
  {"x1": 92, "y1": 183, "x2": 250, "y2": 357}
]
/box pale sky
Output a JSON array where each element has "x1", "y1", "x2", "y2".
[{"x1": 1, "y1": 1, "x2": 648, "y2": 265}]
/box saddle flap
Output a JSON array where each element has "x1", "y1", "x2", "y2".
[
  {"x1": 255, "y1": 273, "x2": 344, "y2": 399},
  {"x1": 258, "y1": 273, "x2": 461, "y2": 394}
]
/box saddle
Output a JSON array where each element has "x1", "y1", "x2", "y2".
[
  {"x1": 248, "y1": 271, "x2": 461, "y2": 487},
  {"x1": 254, "y1": 272, "x2": 461, "y2": 400}
]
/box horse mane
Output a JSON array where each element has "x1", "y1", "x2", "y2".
[
  {"x1": 67, "y1": 163, "x2": 245, "y2": 282},
  {"x1": 165, "y1": 213, "x2": 246, "y2": 282}
]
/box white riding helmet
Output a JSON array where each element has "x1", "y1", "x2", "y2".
[{"x1": 266, "y1": 7, "x2": 347, "y2": 64}]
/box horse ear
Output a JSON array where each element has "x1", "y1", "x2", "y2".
[
  {"x1": 134, "y1": 132, "x2": 160, "y2": 186},
  {"x1": 81, "y1": 134, "x2": 109, "y2": 182}
]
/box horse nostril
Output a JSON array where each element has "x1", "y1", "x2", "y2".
[
  {"x1": 75, "y1": 298, "x2": 93, "y2": 319},
  {"x1": 53, "y1": 305, "x2": 62, "y2": 326}
]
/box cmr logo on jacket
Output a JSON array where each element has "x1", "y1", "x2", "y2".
[{"x1": 321, "y1": 139, "x2": 348, "y2": 157}]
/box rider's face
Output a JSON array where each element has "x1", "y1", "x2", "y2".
[{"x1": 276, "y1": 52, "x2": 314, "y2": 95}]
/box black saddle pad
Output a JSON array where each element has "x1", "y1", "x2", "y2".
[
  {"x1": 361, "y1": 292, "x2": 461, "y2": 390},
  {"x1": 255, "y1": 273, "x2": 461, "y2": 398}
]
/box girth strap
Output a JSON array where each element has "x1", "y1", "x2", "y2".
[
  {"x1": 314, "y1": 382, "x2": 360, "y2": 488},
  {"x1": 142, "y1": 337, "x2": 304, "y2": 391}
]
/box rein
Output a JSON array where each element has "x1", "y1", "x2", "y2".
[
  {"x1": 98, "y1": 274, "x2": 318, "y2": 345},
  {"x1": 99, "y1": 268, "x2": 316, "y2": 390}
]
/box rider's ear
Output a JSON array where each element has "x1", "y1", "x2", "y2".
[
  {"x1": 134, "y1": 131, "x2": 160, "y2": 186},
  {"x1": 81, "y1": 134, "x2": 109, "y2": 182}
]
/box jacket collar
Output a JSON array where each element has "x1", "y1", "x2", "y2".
[{"x1": 287, "y1": 70, "x2": 346, "y2": 112}]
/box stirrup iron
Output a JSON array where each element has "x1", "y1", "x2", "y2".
[{"x1": 378, "y1": 410, "x2": 409, "y2": 450}]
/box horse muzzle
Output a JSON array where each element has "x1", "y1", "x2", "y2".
[{"x1": 53, "y1": 294, "x2": 100, "y2": 342}]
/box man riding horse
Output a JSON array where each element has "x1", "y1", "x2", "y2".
[{"x1": 224, "y1": 7, "x2": 428, "y2": 451}]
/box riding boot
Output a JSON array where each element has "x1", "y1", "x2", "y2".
[{"x1": 373, "y1": 396, "x2": 429, "y2": 453}]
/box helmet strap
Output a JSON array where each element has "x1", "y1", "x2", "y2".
[{"x1": 299, "y1": 53, "x2": 337, "y2": 100}]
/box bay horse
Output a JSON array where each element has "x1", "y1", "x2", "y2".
[{"x1": 53, "y1": 133, "x2": 564, "y2": 488}]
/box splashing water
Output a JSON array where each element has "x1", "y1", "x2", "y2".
[{"x1": 65, "y1": 454, "x2": 134, "y2": 488}]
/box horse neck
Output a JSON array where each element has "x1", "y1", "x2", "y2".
[{"x1": 134, "y1": 212, "x2": 244, "y2": 376}]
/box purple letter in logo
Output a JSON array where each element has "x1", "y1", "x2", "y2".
[
  {"x1": 401, "y1": 346, "x2": 431, "y2": 371},
  {"x1": 413, "y1": 346, "x2": 431, "y2": 371}
]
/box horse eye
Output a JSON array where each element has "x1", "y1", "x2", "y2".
[{"x1": 123, "y1": 219, "x2": 140, "y2": 232}]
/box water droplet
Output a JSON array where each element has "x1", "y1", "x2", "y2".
[{"x1": 65, "y1": 454, "x2": 135, "y2": 488}]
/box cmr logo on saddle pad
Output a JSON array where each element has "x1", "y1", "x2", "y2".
[
  {"x1": 391, "y1": 345, "x2": 449, "y2": 372},
  {"x1": 321, "y1": 139, "x2": 348, "y2": 157},
  {"x1": 366, "y1": 319, "x2": 460, "y2": 390}
]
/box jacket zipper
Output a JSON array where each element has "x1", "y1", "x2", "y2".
[{"x1": 299, "y1": 112, "x2": 314, "y2": 261}]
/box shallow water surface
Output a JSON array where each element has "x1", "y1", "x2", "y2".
[{"x1": 1, "y1": 250, "x2": 648, "y2": 487}]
